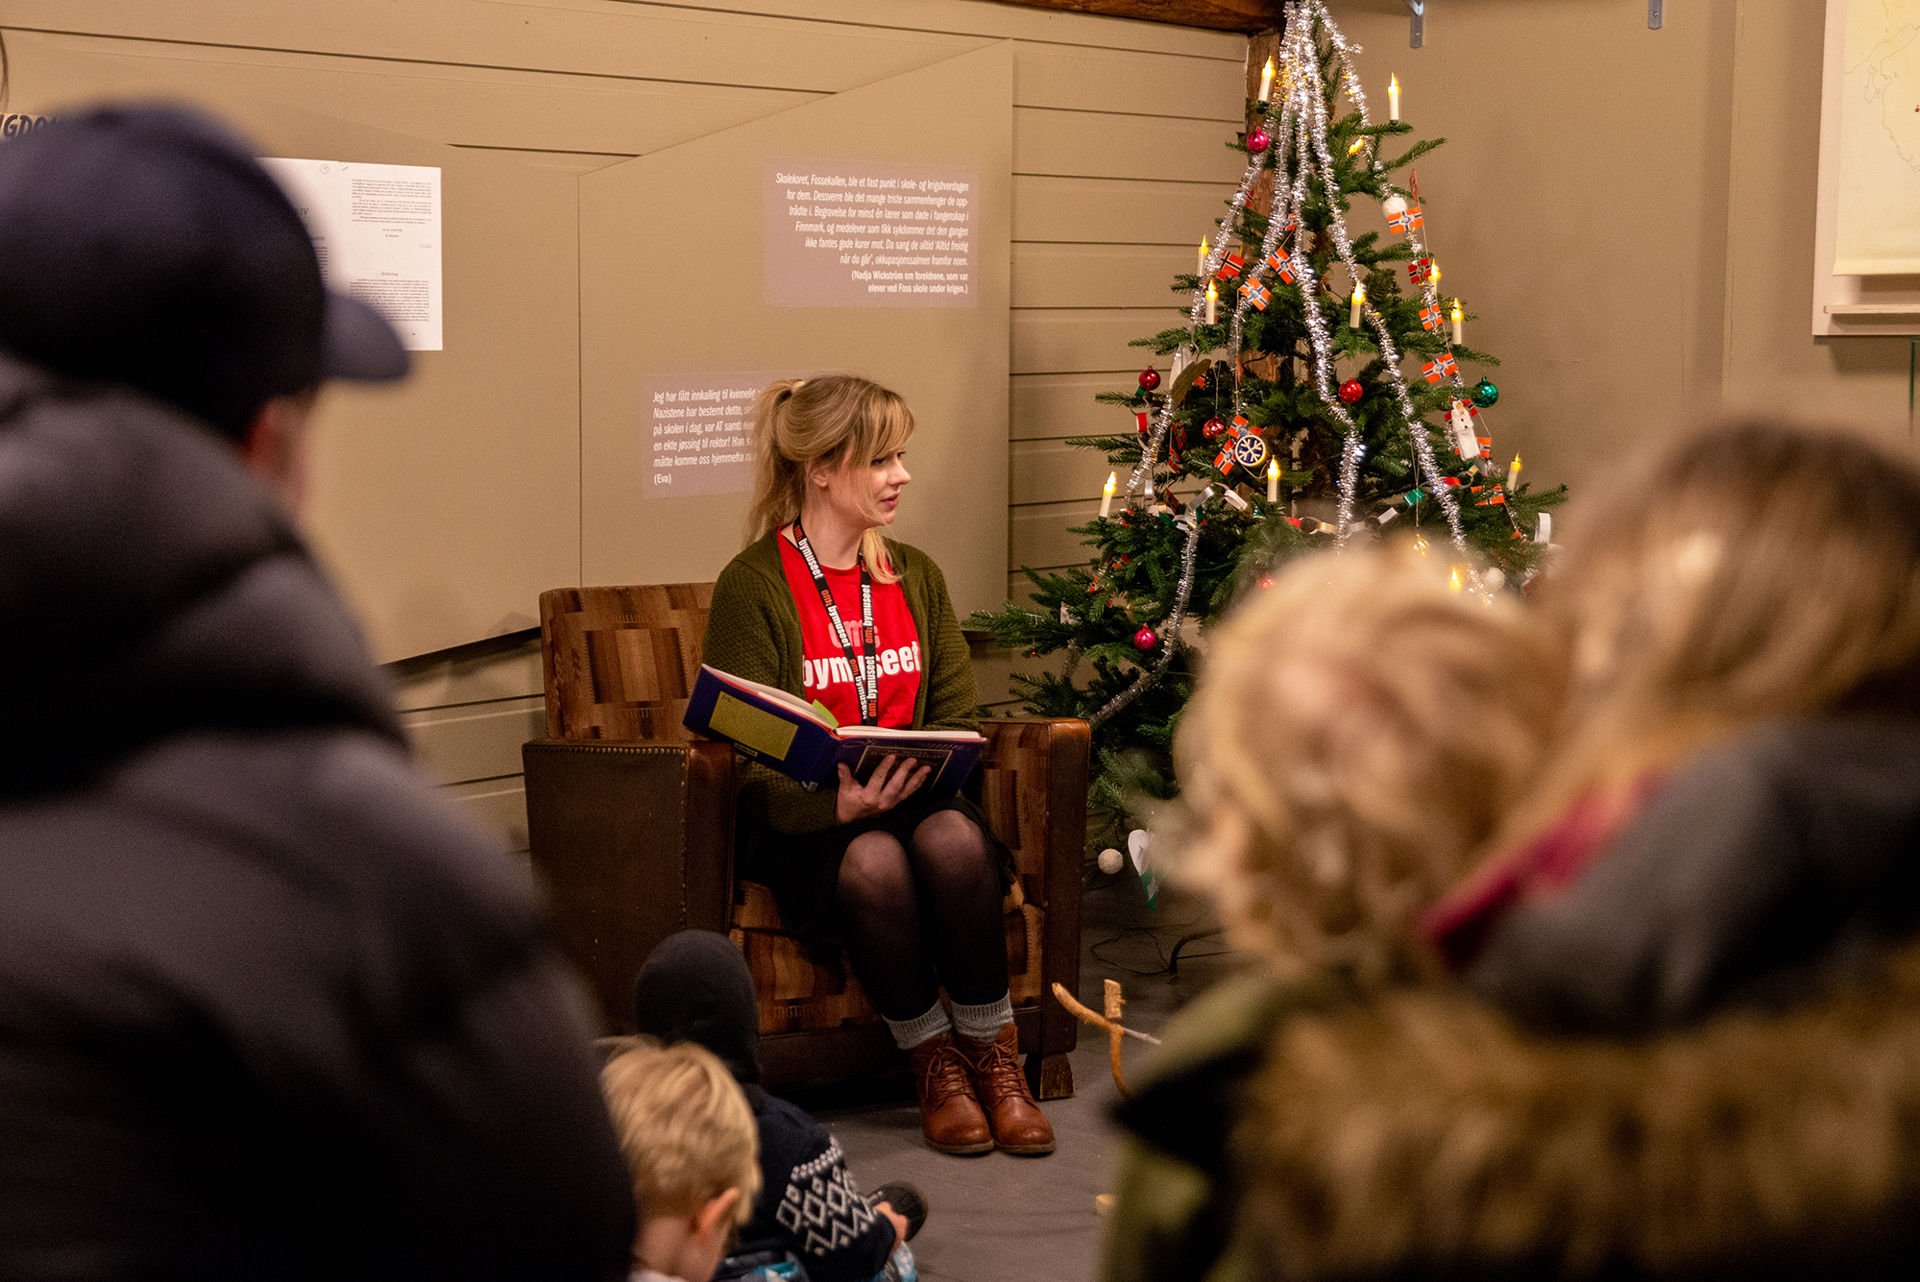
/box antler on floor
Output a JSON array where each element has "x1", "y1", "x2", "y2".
[{"x1": 1051, "y1": 978, "x2": 1161, "y2": 1096}]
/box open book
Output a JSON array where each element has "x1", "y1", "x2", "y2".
[{"x1": 683, "y1": 664, "x2": 986, "y2": 799}]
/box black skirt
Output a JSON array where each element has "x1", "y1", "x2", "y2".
[{"x1": 740, "y1": 790, "x2": 1013, "y2": 959}]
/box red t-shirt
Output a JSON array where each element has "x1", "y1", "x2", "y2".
[{"x1": 776, "y1": 534, "x2": 923, "y2": 729}]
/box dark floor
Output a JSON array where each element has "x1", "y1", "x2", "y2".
[{"x1": 797, "y1": 874, "x2": 1242, "y2": 1282}]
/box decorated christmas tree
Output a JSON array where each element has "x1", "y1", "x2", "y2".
[{"x1": 972, "y1": 0, "x2": 1565, "y2": 845}]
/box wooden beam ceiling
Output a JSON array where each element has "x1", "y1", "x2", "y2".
[{"x1": 985, "y1": 0, "x2": 1282, "y2": 34}]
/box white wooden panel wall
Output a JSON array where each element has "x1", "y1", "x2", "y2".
[{"x1": 6, "y1": 1, "x2": 1246, "y2": 845}]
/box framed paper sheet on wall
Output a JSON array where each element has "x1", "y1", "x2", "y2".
[{"x1": 1814, "y1": 0, "x2": 1920, "y2": 334}]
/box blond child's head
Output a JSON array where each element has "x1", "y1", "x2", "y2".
[
  {"x1": 1535, "y1": 419, "x2": 1920, "y2": 808},
  {"x1": 1170, "y1": 546, "x2": 1561, "y2": 986},
  {"x1": 600, "y1": 1038, "x2": 760, "y2": 1281}
]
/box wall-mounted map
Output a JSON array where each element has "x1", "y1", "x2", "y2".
[{"x1": 1834, "y1": 1, "x2": 1920, "y2": 275}]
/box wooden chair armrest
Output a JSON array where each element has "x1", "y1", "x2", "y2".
[{"x1": 521, "y1": 737, "x2": 737, "y2": 1032}]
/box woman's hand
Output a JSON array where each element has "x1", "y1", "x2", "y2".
[{"x1": 835, "y1": 755, "x2": 931, "y2": 824}]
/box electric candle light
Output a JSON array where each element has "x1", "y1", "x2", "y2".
[
  {"x1": 1388, "y1": 74, "x2": 1400, "y2": 123},
  {"x1": 1259, "y1": 56, "x2": 1275, "y2": 103},
  {"x1": 1206, "y1": 280, "x2": 1218, "y2": 324},
  {"x1": 1430, "y1": 261, "x2": 1442, "y2": 290},
  {"x1": 1507, "y1": 454, "x2": 1523, "y2": 492},
  {"x1": 1266, "y1": 457, "x2": 1280, "y2": 504},
  {"x1": 1198, "y1": 235, "x2": 1210, "y2": 277},
  {"x1": 1449, "y1": 566, "x2": 1464, "y2": 593},
  {"x1": 1349, "y1": 281, "x2": 1365, "y2": 328},
  {"x1": 1451, "y1": 298, "x2": 1464, "y2": 346},
  {"x1": 1100, "y1": 471, "x2": 1117, "y2": 518}
]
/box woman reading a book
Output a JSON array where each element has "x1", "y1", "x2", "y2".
[{"x1": 701, "y1": 374, "x2": 1054, "y2": 1158}]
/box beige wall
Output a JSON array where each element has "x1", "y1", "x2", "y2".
[
  {"x1": 1, "y1": 1, "x2": 1245, "y2": 846},
  {"x1": 1336, "y1": 0, "x2": 1914, "y2": 495},
  {"x1": 24, "y1": 3, "x2": 1877, "y2": 847}
]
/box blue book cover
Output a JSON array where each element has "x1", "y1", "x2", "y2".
[{"x1": 683, "y1": 664, "x2": 985, "y2": 798}]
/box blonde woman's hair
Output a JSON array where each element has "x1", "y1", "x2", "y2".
[
  {"x1": 599, "y1": 1038, "x2": 760, "y2": 1227},
  {"x1": 747, "y1": 374, "x2": 915, "y2": 583},
  {"x1": 1511, "y1": 418, "x2": 1920, "y2": 839},
  {"x1": 1170, "y1": 546, "x2": 1562, "y2": 987}
]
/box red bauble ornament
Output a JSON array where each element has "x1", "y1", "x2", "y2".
[
  {"x1": 1202, "y1": 416, "x2": 1227, "y2": 440},
  {"x1": 1246, "y1": 128, "x2": 1272, "y2": 154},
  {"x1": 1138, "y1": 366, "x2": 1161, "y2": 392},
  {"x1": 1133, "y1": 624, "x2": 1159, "y2": 651},
  {"x1": 1338, "y1": 379, "x2": 1364, "y2": 405}
]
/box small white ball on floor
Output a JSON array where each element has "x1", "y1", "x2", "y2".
[{"x1": 1097, "y1": 847, "x2": 1125, "y2": 875}]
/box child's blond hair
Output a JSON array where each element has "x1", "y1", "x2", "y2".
[
  {"x1": 599, "y1": 1038, "x2": 760, "y2": 1228},
  {"x1": 1506, "y1": 418, "x2": 1920, "y2": 844},
  {"x1": 1170, "y1": 546, "x2": 1561, "y2": 986}
]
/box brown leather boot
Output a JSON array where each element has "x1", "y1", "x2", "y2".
[
  {"x1": 956, "y1": 1025, "x2": 1055, "y2": 1155},
  {"x1": 905, "y1": 1033, "x2": 993, "y2": 1156}
]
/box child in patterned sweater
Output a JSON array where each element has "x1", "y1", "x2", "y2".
[{"x1": 633, "y1": 931, "x2": 920, "y2": 1282}]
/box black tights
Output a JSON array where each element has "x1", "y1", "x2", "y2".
[{"x1": 833, "y1": 808, "x2": 1009, "y2": 1021}]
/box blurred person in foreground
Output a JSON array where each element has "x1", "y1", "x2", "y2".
[
  {"x1": 0, "y1": 104, "x2": 632, "y2": 1278},
  {"x1": 1428, "y1": 420, "x2": 1920, "y2": 1032},
  {"x1": 1164, "y1": 423, "x2": 1920, "y2": 1281},
  {"x1": 1102, "y1": 546, "x2": 1562, "y2": 1282}
]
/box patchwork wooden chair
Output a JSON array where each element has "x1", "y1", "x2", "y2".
[{"x1": 522, "y1": 583, "x2": 1087, "y2": 1097}]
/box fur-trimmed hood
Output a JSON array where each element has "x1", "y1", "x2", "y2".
[{"x1": 1234, "y1": 938, "x2": 1920, "y2": 1280}]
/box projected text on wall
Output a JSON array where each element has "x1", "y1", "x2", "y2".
[{"x1": 765, "y1": 159, "x2": 978, "y2": 308}]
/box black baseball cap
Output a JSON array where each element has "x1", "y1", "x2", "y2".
[{"x1": 0, "y1": 102, "x2": 408, "y2": 440}]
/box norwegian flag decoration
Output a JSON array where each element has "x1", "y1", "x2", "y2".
[
  {"x1": 1475, "y1": 485, "x2": 1508, "y2": 507},
  {"x1": 1409, "y1": 256, "x2": 1434, "y2": 285},
  {"x1": 1265, "y1": 248, "x2": 1297, "y2": 285},
  {"x1": 1420, "y1": 303, "x2": 1444, "y2": 332},
  {"x1": 1423, "y1": 353, "x2": 1459, "y2": 384},
  {"x1": 1214, "y1": 252, "x2": 1246, "y2": 282},
  {"x1": 1241, "y1": 280, "x2": 1272, "y2": 311},
  {"x1": 1387, "y1": 204, "x2": 1425, "y2": 235}
]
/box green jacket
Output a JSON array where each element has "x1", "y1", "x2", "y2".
[
  {"x1": 1102, "y1": 972, "x2": 1349, "y2": 1282},
  {"x1": 700, "y1": 530, "x2": 977, "y2": 836}
]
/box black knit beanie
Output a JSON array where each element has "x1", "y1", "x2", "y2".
[{"x1": 631, "y1": 930, "x2": 762, "y2": 1084}]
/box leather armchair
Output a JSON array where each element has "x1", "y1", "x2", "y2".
[{"x1": 522, "y1": 584, "x2": 1086, "y2": 1097}]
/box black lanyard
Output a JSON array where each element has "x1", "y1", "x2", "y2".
[{"x1": 791, "y1": 521, "x2": 877, "y2": 725}]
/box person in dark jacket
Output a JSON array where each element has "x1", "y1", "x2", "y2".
[
  {"x1": 633, "y1": 931, "x2": 918, "y2": 1282},
  {"x1": 0, "y1": 104, "x2": 634, "y2": 1279}
]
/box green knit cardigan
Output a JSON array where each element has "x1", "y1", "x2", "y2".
[{"x1": 700, "y1": 530, "x2": 979, "y2": 836}]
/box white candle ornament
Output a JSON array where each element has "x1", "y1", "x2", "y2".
[
  {"x1": 1100, "y1": 471, "x2": 1117, "y2": 518},
  {"x1": 1206, "y1": 281, "x2": 1219, "y2": 324},
  {"x1": 1349, "y1": 281, "x2": 1365, "y2": 328},
  {"x1": 1266, "y1": 457, "x2": 1280, "y2": 503},
  {"x1": 1388, "y1": 73, "x2": 1400, "y2": 122},
  {"x1": 1259, "y1": 57, "x2": 1276, "y2": 103},
  {"x1": 1451, "y1": 298, "x2": 1464, "y2": 346}
]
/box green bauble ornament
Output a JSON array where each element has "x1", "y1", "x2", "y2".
[{"x1": 1472, "y1": 378, "x2": 1500, "y2": 408}]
